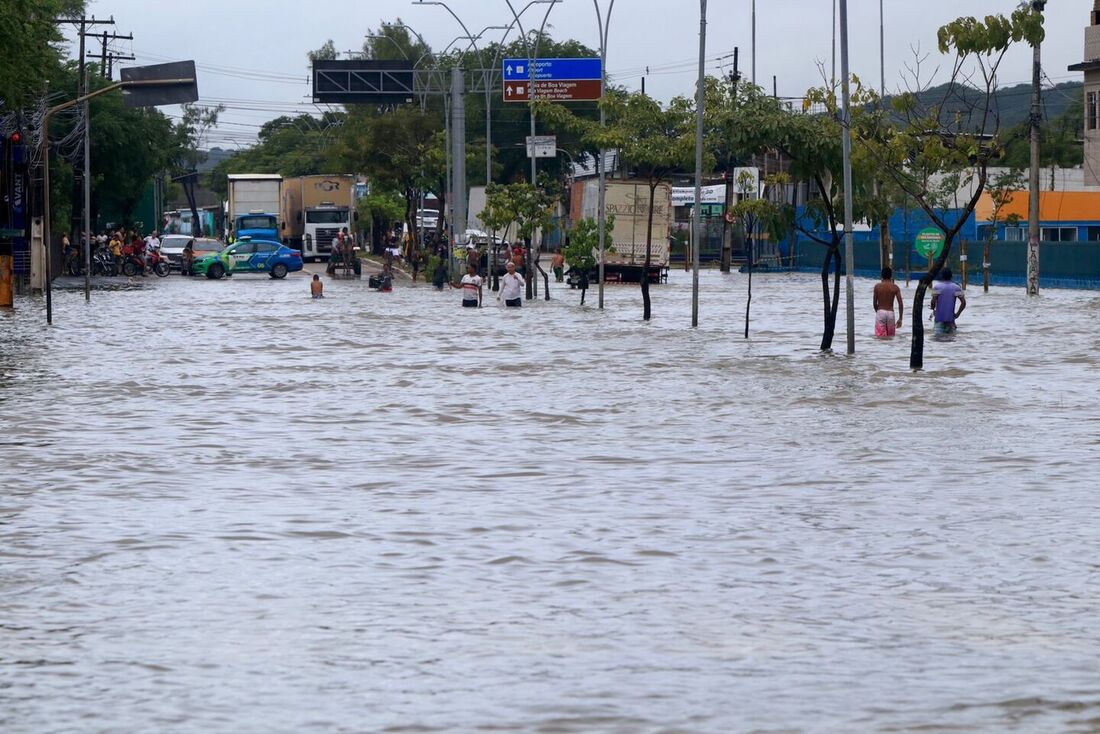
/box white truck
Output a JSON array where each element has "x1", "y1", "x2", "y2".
[
  {"x1": 280, "y1": 175, "x2": 357, "y2": 260},
  {"x1": 227, "y1": 174, "x2": 282, "y2": 242},
  {"x1": 581, "y1": 179, "x2": 672, "y2": 282}
]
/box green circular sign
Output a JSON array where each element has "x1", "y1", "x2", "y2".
[{"x1": 915, "y1": 228, "x2": 945, "y2": 259}]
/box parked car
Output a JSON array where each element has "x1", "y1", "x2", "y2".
[
  {"x1": 193, "y1": 239, "x2": 304, "y2": 280},
  {"x1": 159, "y1": 235, "x2": 223, "y2": 269}
]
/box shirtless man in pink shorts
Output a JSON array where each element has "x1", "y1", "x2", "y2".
[{"x1": 873, "y1": 267, "x2": 904, "y2": 337}]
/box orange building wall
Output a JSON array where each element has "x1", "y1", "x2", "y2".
[{"x1": 976, "y1": 190, "x2": 1100, "y2": 223}]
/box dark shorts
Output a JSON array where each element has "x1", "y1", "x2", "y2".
[
  {"x1": 505, "y1": 298, "x2": 522, "y2": 308},
  {"x1": 462, "y1": 300, "x2": 479, "y2": 308}
]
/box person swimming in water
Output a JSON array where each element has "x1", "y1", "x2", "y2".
[{"x1": 311, "y1": 273, "x2": 324, "y2": 298}]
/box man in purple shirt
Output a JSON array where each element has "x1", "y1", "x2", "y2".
[{"x1": 931, "y1": 268, "x2": 966, "y2": 334}]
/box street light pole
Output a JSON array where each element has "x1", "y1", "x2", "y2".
[
  {"x1": 839, "y1": 0, "x2": 855, "y2": 355},
  {"x1": 692, "y1": 0, "x2": 707, "y2": 327},
  {"x1": 751, "y1": 0, "x2": 756, "y2": 86},
  {"x1": 593, "y1": 0, "x2": 616, "y2": 310},
  {"x1": 879, "y1": 0, "x2": 885, "y2": 100}
]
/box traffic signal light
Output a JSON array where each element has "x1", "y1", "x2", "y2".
[{"x1": 9, "y1": 132, "x2": 20, "y2": 145}]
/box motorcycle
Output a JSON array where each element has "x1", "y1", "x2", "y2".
[
  {"x1": 91, "y1": 248, "x2": 117, "y2": 276},
  {"x1": 121, "y1": 249, "x2": 170, "y2": 277}
]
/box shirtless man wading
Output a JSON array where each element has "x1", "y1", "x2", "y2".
[{"x1": 873, "y1": 267, "x2": 904, "y2": 337}]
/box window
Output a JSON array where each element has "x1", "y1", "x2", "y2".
[
  {"x1": 976, "y1": 225, "x2": 996, "y2": 241},
  {"x1": 305, "y1": 210, "x2": 349, "y2": 224},
  {"x1": 229, "y1": 243, "x2": 256, "y2": 255},
  {"x1": 1041, "y1": 227, "x2": 1077, "y2": 242},
  {"x1": 1003, "y1": 226, "x2": 1026, "y2": 241},
  {"x1": 254, "y1": 242, "x2": 278, "y2": 253},
  {"x1": 1090, "y1": 92, "x2": 1098, "y2": 131},
  {"x1": 1087, "y1": 227, "x2": 1100, "y2": 241},
  {"x1": 238, "y1": 216, "x2": 275, "y2": 230}
]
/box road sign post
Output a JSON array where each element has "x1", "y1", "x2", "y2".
[{"x1": 526, "y1": 135, "x2": 556, "y2": 158}]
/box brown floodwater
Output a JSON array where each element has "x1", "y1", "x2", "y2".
[{"x1": 2, "y1": 268, "x2": 1099, "y2": 733}]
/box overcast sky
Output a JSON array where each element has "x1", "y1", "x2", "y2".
[{"x1": 73, "y1": 0, "x2": 1088, "y2": 150}]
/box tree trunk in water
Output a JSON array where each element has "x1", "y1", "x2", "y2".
[
  {"x1": 744, "y1": 236, "x2": 753, "y2": 339},
  {"x1": 642, "y1": 184, "x2": 656, "y2": 321},
  {"x1": 819, "y1": 246, "x2": 841, "y2": 351},
  {"x1": 910, "y1": 279, "x2": 929, "y2": 369},
  {"x1": 983, "y1": 238, "x2": 991, "y2": 293},
  {"x1": 537, "y1": 252, "x2": 550, "y2": 300},
  {"x1": 910, "y1": 234, "x2": 957, "y2": 370},
  {"x1": 524, "y1": 236, "x2": 534, "y2": 300}
]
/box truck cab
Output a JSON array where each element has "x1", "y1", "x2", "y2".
[
  {"x1": 302, "y1": 204, "x2": 353, "y2": 259},
  {"x1": 234, "y1": 210, "x2": 279, "y2": 243}
]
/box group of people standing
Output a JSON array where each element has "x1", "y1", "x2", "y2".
[
  {"x1": 443, "y1": 259, "x2": 526, "y2": 309},
  {"x1": 63, "y1": 229, "x2": 165, "y2": 276}
]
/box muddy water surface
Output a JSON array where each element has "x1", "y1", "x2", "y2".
[{"x1": 2, "y1": 269, "x2": 1099, "y2": 732}]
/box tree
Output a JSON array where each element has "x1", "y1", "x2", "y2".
[
  {"x1": 738, "y1": 86, "x2": 857, "y2": 351},
  {"x1": 332, "y1": 105, "x2": 443, "y2": 256},
  {"x1": 481, "y1": 182, "x2": 556, "y2": 298},
  {"x1": 562, "y1": 214, "x2": 614, "y2": 305},
  {"x1": 730, "y1": 172, "x2": 791, "y2": 339},
  {"x1": 609, "y1": 94, "x2": 694, "y2": 320},
  {"x1": 308, "y1": 40, "x2": 338, "y2": 62},
  {"x1": 0, "y1": 0, "x2": 83, "y2": 110},
  {"x1": 856, "y1": 7, "x2": 1043, "y2": 368}
]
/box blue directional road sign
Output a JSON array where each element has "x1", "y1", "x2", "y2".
[
  {"x1": 502, "y1": 58, "x2": 602, "y2": 102},
  {"x1": 502, "y1": 58, "x2": 602, "y2": 82}
]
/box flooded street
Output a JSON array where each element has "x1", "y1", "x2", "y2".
[{"x1": 3, "y1": 268, "x2": 1100, "y2": 733}]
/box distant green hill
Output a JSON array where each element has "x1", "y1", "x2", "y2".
[{"x1": 885, "y1": 80, "x2": 1082, "y2": 131}]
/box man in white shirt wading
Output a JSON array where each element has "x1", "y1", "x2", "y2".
[
  {"x1": 450, "y1": 263, "x2": 482, "y2": 308},
  {"x1": 498, "y1": 260, "x2": 525, "y2": 308}
]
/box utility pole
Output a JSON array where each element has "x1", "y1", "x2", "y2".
[
  {"x1": 879, "y1": 0, "x2": 885, "y2": 99},
  {"x1": 751, "y1": 0, "x2": 756, "y2": 85},
  {"x1": 61, "y1": 15, "x2": 115, "y2": 303},
  {"x1": 1027, "y1": 0, "x2": 1046, "y2": 297},
  {"x1": 831, "y1": 0, "x2": 837, "y2": 86},
  {"x1": 451, "y1": 67, "x2": 467, "y2": 270},
  {"x1": 89, "y1": 32, "x2": 135, "y2": 81},
  {"x1": 692, "y1": 0, "x2": 706, "y2": 327},
  {"x1": 839, "y1": 0, "x2": 856, "y2": 355}
]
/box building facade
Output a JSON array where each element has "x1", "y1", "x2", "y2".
[{"x1": 1069, "y1": 1, "x2": 1100, "y2": 187}]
